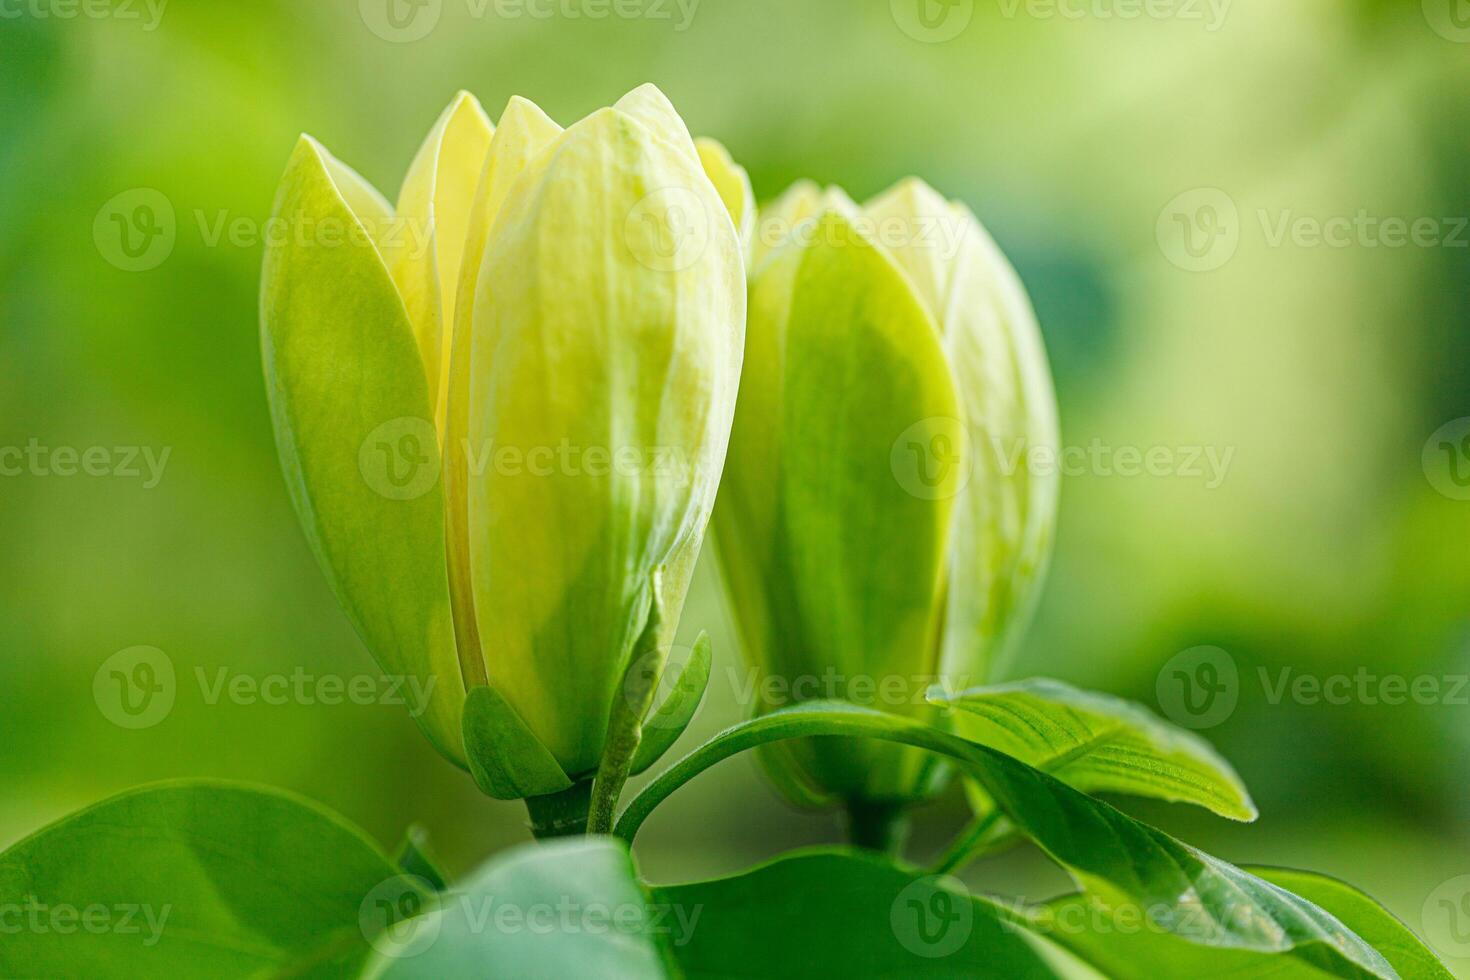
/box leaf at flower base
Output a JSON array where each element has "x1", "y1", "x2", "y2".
[
  {"x1": 260, "y1": 134, "x2": 465, "y2": 764},
  {"x1": 654, "y1": 847, "x2": 1066, "y2": 979},
  {"x1": 631, "y1": 631, "x2": 713, "y2": 776},
  {"x1": 393, "y1": 825, "x2": 448, "y2": 893},
  {"x1": 361, "y1": 838, "x2": 671, "y2": 979},
  {"x1": 930, "y1": 677, "x2": 1256, "y2": 821},
  {"x1": 461, "y1": 685, "x2": 572, "y2": 801},
  {"x1": 0, "y1": 781, "x2": 425, "y2": 979},
  {"x1": 1006, "y1": 867, "x2": 1447, "y2": 979},
  {"x1": 616, "y1": 702, "x2": 1398, "y2": 980}
]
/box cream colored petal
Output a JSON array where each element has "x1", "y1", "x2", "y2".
[
  {"x1": 695, "y1": 137, "x2": 756, "y2": 262},
  {"x1": 863, "y1": 177, "x2": 954, "y2": 325},
  {"x1": 613, "y1": 83, "x2": 699, "y2": 159},
  {"x1": 389, "y1": 92, "x2": 495, "y2": 434},
  {"x1": 443, "y1": 96, "x2": 564, "y2": 689}
]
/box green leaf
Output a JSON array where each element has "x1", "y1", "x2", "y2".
[
  {"x1": 260, "y1": 135, "x2": 465, "y2": 764},
  {"x1": 930, "y1": 677, "x2": 1256, "y2": 821},
  {"x1": 461, "y1": 685, "x2": 572, "y2": 801},
  {"x1": 654, "y1": 847, "x2": 1064, "y2": 978},
  {"x1": 1007, "y1": 867, "x2": 1447, "y2": 979},
  {"x1": 393, "y1": 825, "x2": 448, "y2": 893},
  {"x1": 631, "y1": 631, "x2": 713, "y2": 776},
  {"x1": 617, "y1": 702, "x2": 1396, "y2": 979},
  {"x1": 361, "y1": 838, "x2": 671, "y2": 978},
  {"x1": 0, "y1": 781, "x2": 425, "y2": 979}
]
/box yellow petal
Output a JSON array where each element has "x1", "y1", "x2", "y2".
[
  {"x1": 389, "y1": 91, "x2": 495, "y2": 434},
  {"x1": 695, "y1": 136, "x2": 756, "y2": 263}
]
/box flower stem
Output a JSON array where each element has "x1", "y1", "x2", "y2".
[
  {"x1": 523, "y1": 779, "x2": 594, "y2": 839},
  {"x1": 931, "y1": 810, "x2": 1003, "y2": 875},
  {"x1": 844, "y1": 800, "x2": 909, "y2": 856}
]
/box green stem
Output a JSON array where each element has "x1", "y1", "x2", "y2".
[
  {"x1": 523, "y1": 779, "x2": 593, "y2": 839},
  {"x1": 844, "y1": 800, "x2": 909, "y2": 855},
  {"x1": 931, "y1": 810, "x2": 1002, "y2": 875}
]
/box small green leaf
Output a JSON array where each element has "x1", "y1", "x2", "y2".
[
  {"x1": 654, "y1": 848, "x2": 1061, "y2": 978},
  {"x1": 461, "y1": 685, "x2": 572, "y2": 801},
  {"x1": 631, "y1": 631, "x2": 713, "y2": 776},
  {"x1": 930, "y1": 677, "x2": 1257, "y2": 821},
  {"x1": 362, "y1": 838, "x2": 671, "y2": 979},
  {"x1": 393, "y1": 825, "x2": 448, "y2": 893},
  {"x1": 617, "y1": 702, "x2": 1396, "y2": 979},
  {"x1": 0, "y1": 781, "x2": 423, "y2": 979},
  {"x1": 1007, "y1": 867, "x2": 1447, "y2": 979}
]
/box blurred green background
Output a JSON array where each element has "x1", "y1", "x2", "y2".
[{"x1": 3, "y1": 0, "x2": 1469, "y2": 972}]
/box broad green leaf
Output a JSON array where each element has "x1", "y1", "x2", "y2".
[
  {"x1": 617, "y1": 702, "x2": 1396, "y2": 979},
  {"x1": 261, "y1": 135, "x2": 465, "y2": 764},
  {"x1": 461, "y1": 685, "x2": 572, "y2": 801},
  {"x1": 1006, "y1": 867, "x2": 1447, "y2": 979},
  {"x1": 0, "y1": 781, "x2": 424, "y2": 979},
  {"x1": 714, "y1": 207, "x2": 963, "y2": 803},
  {"x1": 631, "y1": 631, "x2": 713, "y2": 776},
  {"x1": 361, "y1": 838, "x2": 671, "y2": 979},
  {"x1": 930, "y1": 677, "x2": 1256, "y2": 821},
  {"x1": 654, "y1": 847, "x2": 1065, "y2": 979}
]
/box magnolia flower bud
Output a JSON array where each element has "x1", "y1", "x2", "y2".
[
  {"x1": 260, "y1": 86, "x2": 746, "y2": 796},
  {"x1": 715, "y1": 178, "x2": 1059, "y2": 807}
]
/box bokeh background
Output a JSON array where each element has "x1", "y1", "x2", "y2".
[{"x1": 3, "y1": 0, "x2": 1469, "y2": 971}]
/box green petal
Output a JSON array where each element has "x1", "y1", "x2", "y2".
[
  {"x1": 260, "y1": 135, "x2": 466, "y2": 765},
  {"x1": 717, "y1": 207, "x2": 963, "y2": 802},
  {"x1": 443, "y1": 96, "x2": 564, "y2": 690},
  {"x1": 865, "y1": 179, "x2": 1060, "y2": 683},
  {"x1": 466, "y1": 104, "x2": 744, "y2": 777},
  {"x1": 388, "y1": 92, "x2": 495, "y2": 435}
]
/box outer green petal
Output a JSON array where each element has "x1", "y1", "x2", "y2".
[
  {"x1": 751, "y1": 179, "x2": 821, "y2": 270},
  {"x1": 443, "y1": 96, "x2": 563, "y2": 689},
  {"x1": 467, "y1": 107, "x2": 744, "y2": 777},
  {"x1": 389, "y1": 92, "x2": 495, "y2": 434},
  {"x1": 260, "y1": 136, "x2": 466, "y2": 765},
  {"x1": 694, "y1": 137, "x2": 756, "y2": 262},
  {"x1": 717, "y1": 208, "x2": 963, "y2": 803}
]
